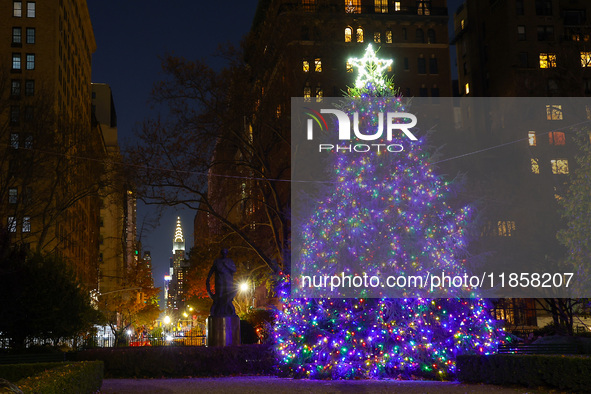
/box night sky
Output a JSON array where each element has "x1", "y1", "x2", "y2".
[{"x1": 87, "y1": 0, "x2": 463, "y2": 303}]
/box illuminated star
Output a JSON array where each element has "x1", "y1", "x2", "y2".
[{"x1": 348, "y1": 44, "x2": 393, "y2": 89}]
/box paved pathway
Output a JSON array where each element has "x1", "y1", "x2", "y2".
[{"x1": 100, "y1": 376, "x2": 553, "y2": 393}]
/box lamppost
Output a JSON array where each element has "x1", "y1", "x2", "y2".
[{"x1": 239, "y1": 281, "x2": 255, "y2": 308}]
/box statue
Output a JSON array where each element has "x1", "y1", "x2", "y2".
[{"x1": 206, "y1": 248, "x2": 237, "y2": 317}]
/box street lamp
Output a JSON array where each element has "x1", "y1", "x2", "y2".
[
  {"x1": 239, "y1": 282, "x2": 249, "y2": 293},
  {"x1": 163, "y1": 315, "x2": 171, "y2": 325}
]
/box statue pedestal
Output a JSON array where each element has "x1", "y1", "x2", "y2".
[{"x1": 206, "y1": 315, "x2": 240, "y2": 347}]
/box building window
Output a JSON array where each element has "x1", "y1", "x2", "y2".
[
  {"x1": 429, "y1": 56, "x2": 438, "y2": 74},
  {"x1": 539, "y1": 53, "x2": 556, "y2": 68},
  {"x1": 25, "y1": 79, "x2": 34, "y2": 96},
  {"x1": 315, "y1": 85, "x2": 323, "y2": 101},
  {"x1": 10, "y1": 106, "x2": 20, "y2": 124},
  {"x1": 302, "y1": 0, "x2": 316, "y2": 12},
  {"x1": 22, "y1": 216, "x2": 30, "y2": 232},
  {"x1": 11, "y1": 80, "x2": 21, "y2": 96},
  {"x1": 551, "y1": 159, "x2": 569, "y2": 174},
  {"x1": 26, "y1": 2, "x2": 35, "y2": 17},
  {"x1": 25, "y1": 53, "x2": 34, "y2": 69},
  {"x1": 375, "y1": 0, "x2": 387, "y2": 13},
  {"x1": 584, "y1": 79, "x2": 591, "y2": 94},
  {"x1": 374, "y1": 32, "x2": 381, "y2": 42},
  {"x1": 9, "y1": 188, "x2": 18, "y2": 204},
  {"x1": 517, "y1": 25, "x2": 526, "y2": 40},
  {"x1": 431, "y1": 85, "x2": 439, "y2": 97},
  {"x1": 535, "y1": 0, "x2": 552, "y2": 16},
  {"x1": 518, "y1": 52, "x2": 528, "y2": 68},
  {"x1": 427, "y1": 29, "x2": 436, "y2": 44},
  {"x1": 419, "y1": 85, "x2": 428, "y2": 97},
  {"x1": 10, "y1": 133, "x2": 19, "y2": 149},
  {"x1": 24, "y1": 134, "x2": 32, "y2": 149},
  {"x1": 465, "y1": 82, "x2": 470, "y2": 95},
  {"x1": 26, "y1": 27, "x2": 34, "y2": 44},
  {"x1": 13, "y1": 1, "x2": 22, "y2": 17},
  {"x1": 346, "y1": 61, "x2": 353, "y2": 73},
  {"x1": 537, "y1": 25, "x2": 554, "y2": 41},
  {"x1": 516, "y1": 0, "x2": 524, "y2": 15},
  {"x1": 346, "y1": 0, "x2": 361, "y2": 13},
  {"x1": 497, "y1": 221, "x2": 516, "y2": 237},
  {"x1": 549, "y1": 131, "x2": 565, "y2": 145},
  {"x1": 345, "y1": 27, "x2": 352, "y2": 42},
  {"x1": 8, "y1": 217, "x2": 17, "y2": 233},
  {"x1": 356, "y1": 27, "x2": 364, "y2": 42},
  {"x1": 581, "y1": 52, "x2": 591, "y2": 68},
  {"x1": 417, "y1": 0, "x2": 430, "y2": 15},
  {"x1": 547, "y1": 78, "x2": 558, "y2": 94},
  {"x1": 416, "y1": 28, "x2": 425, "y2": 43},
  {"x1": 24, "y1": 106, "x2": 33, "y2": 121},
  {"x1": 528, "y1": 131, "x2": 536, "y2": 146},
  {"x1": 546, "y1": 104, "x2": 562, "y2": 120},
  {"x1": 304, "y1": 84, "x2": 311, "y2": 101},
  {"x1": 404, "y1": 57, "x2": 409, "y2": 70},
  {"x1": 417, "y1": 56, "x2": 426, "y2": 74},
  {"x1": 395, "y1": 2, "x2": 401, "y2": 11},
  {"x1": 314, "y1": 58, "x2": 322, "y2": 72},
  {"x1": 302, "y1": 60, "x2": 309, "y2": 72},
  {"x1": 531, "y1": 158, "x2": 540, "y2": 174},
  {"x1": 12, "y1": 53, "x2": 21, "y2": 70},
  {"x1": 12, "y1": 27, "x2": 22, "y2": 44},
  {"x1": 386, "y1": 30, "x2": 392, "y2": 43}
]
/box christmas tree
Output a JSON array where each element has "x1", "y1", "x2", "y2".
[{"x1": 274, "y1": 45, "x2": 504, "y2": 379}]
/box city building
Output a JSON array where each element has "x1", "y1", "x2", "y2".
[
  {"x1": 167, "y1": 217, "x2": 189, "y2": 310},
  {"x1": 0, "y1": 0, "x2": 103, "y2": 289}
]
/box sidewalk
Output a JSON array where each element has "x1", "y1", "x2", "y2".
[{"x1": 100, "y1": 376, "x2": 547, "y2": 393}]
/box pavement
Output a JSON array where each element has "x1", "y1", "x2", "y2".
[{"x1": 100, "y1": 376, "x2": 556, "y2": 393}]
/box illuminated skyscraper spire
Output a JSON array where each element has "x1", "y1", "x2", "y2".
[{"x1": 172, "y1": 216, "x2": 185, "y2": 253}]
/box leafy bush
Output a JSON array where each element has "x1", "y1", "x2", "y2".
[
  {"x1": 72, "y1": 344, "x2": 273, "y2": 378},
  {"x1": 457, "y1": 354, "x2": 591, "y2": 392},
  {"x1": 0, "y1": 361, "x2": 103, "y2": 394}
]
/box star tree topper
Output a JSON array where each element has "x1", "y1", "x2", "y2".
[{"x1": 348, "y1": 44, "x2": 393, "y2": 89}]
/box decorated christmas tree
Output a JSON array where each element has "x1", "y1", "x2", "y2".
[{"x1": 274, "y1": 45, "x2": 504, "y2": 379}]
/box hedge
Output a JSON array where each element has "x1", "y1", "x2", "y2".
[
  {"x1": 457, "y1": 354, "x2": 591, "y2": 392},
  {"x1": 0, "y1": 361, "x2": 103, "y2": 394},
  {"x1": 71, "y1": 344, "x2": 274, "y2": 378}
]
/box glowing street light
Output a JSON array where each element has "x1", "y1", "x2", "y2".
[
  {"x1": 164, "y1": 315, "x2": 171, "y2": 325},
  {"x1": 239, "y1": 282, "x2": 249, "y2": 292}
]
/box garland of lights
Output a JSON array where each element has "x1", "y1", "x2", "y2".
[{"x1": 273, "y1": 45, "x2": 505, "y2": 379}]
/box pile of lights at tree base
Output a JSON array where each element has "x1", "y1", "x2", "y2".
[
  {"x1": 274, "y1": 45, "x2": 506, "y2": 379},
  {"x1": 273, "y1": 274, "x2": 505, "y2": 379}
]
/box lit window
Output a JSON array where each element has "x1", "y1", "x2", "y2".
[
  {"x1": 539, "y1": 53, "x2": 556, "y2": 68},
  {"x1": 12, "y1": 53, "x2": 21, "y2": 70},
  {"x1": 9, "y1": 188, "x2": 17, "y2": 204},
  {"x1": 12, "y1": 27, "x2": 22, "y2": 44},
  {"x1": 345, "y1": 27, "x2": 352, "y2": 42},
  {"x1": 551, "y1": 159, "x2": 569, "y2": 174},
  {"x1": 549, "y1": 131, "x2": 565, "y2": 145},
  {"x1": 528, "y1": 131, "x2": 536, "y2": 146},
  {"x1": 26, "y1": 53, "x2": 34, "y2": 69},
  {"x1": 461, "y1": 19, "x2": 465, "y2": 29},
  {"x1": 11, "y1": 80, "x2": 21, "y2": 96},
  {"x1": 546, "y1": 104, "x2": 562, "y2": 120},
  {"x1": 497, "y1": 221, "x2": 516, "y2": 237},
  {"x1": 276, "y1": 105, "x2": 281, "y2": 118},
  {"x1": 531, "y1": 158, "x2": 540, "y2": 174},
  {"x1": 315, "y1": 85, "x2": 323, "y2": 101},
  {"x1": 8, "y1": 217, "x2": 16, "y2": 233},
  {"x1": 26, "y1": 2, "x2": 35, "y2": 17},
  {"x1": 26, "y1": 27, "x2": 34, "y2": 44},
  {"x1": 465, "y1": 83, "x2": 470, "y2": 95},
  {"x1": 13, "y1": 1, "x2": 22, "y2": 17},
  {"x1": 25, "y1": 79, "x2": 34, "y2": 96},
  {"x1": 346, "y1": 61, "x2": 353, "y2": 73},
  {"x1": 22, "y1": 216, "x2": 30, "y2": 233},
  {"x1": 581, "y1": 52, "x2": 591, "y2": 67},
  {"x1": 374, "y1": 32, "x2": 381, "y2": 42},
  {"x1": 417, "y1": 0, "x2": 430, "y2": 15},
  {"x1": 302, "y1": 60, "x2": 309, "y2": 72},
  {"x1": 395, "y1": 2, "x2": 401, "y2": 11},
  {"x1": 346, "y1": 0, "x2": 361, "y2": 13},
  {"x1": 375, "y1": 0, "x2": 387, "y2": 13},
  {"x1": 302, "y1": 0, "x2": 316, "y2": 12},
  {"x1": 587, "y1": 105, "x2": 591, "y2": 120},
  {"x1": 314, "y1": 58, "x2": 322, "y2": 72},
  {"x1": 304, "y1": 84, "x2": 311, "y2": 101},
  {"x1": 386, "y1": 30, "x2": 392, "y2": 43},
  {"x1": 356, "y1": 27, "x2": 364, "y2": 42}
]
